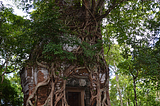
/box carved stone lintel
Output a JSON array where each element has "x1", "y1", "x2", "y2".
[{"x1": 79, "y1": 79, "x2": 86, "y2": 86}]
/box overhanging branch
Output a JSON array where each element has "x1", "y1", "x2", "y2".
[
  {"x1": 96, "y1": 0, "x2": 105, "y2": 12},
  {"x1": 0, "y1": 68, "x2": 17, "y2": 76},
  {"x1": 97, "y1": 0, "x2": 127, "y2": 20},
  {"x1": 0, "y1": 58, "x2": 9, "y2": 70}
]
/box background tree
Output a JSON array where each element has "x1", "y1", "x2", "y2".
[
  {"x1": 104, "y1": 1, "x2": 160, "y2": 106},
  {"x1": 0, "y1": 69, "x2": 23, "y2": 105},
  {"x1": 0, "y1": 2, "x2": 27, "y2": 105}
]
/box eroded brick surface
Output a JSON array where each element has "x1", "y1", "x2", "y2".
[
  {"x1": 27, "y1": 67, "x2": 32, "y2": 77},
  {"x1": 21, "y1": 66, "x2": 90, "y2": 106},
  {"x1": 21, "y1": 67, "x2": 49, "y2": 106},
  {"x1": 37, "y1": 71, "x2": 45, "y2": 83},
  {"x1": 37, "y1": 85, "x2": 49, "y2": 105}
]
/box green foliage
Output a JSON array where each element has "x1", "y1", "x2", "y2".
[
  {"x1": 105, "y1": 1, "x2": 160, "y2": 105},
  {"x1": 22, "y1": 1, "x2": 80, "y2": 63},
  {"x1": 0, "y1": 0, "x2": 102, "y2": 73},
  {"x1": 22, "y1": 1, "x2": 102, "y2": 65},
  {"x1": 104, "y1": 0, "x2": 158, "y2": 50},
  {"x1": 0, "y1": 3, "x2": 31, "y2": 68},
  {"x1": 104, "y1": 44, "x2": 123, "y2": 65},
  {"x1": 0, "y1": 3, "x2": 28, "y2": 105},
  {"x1": 81, "y1": 40, "x2": 102, "y2": 58},
  {"x1": 110, "y1": 74, "x2": 160, "y2": 106},
  {"x1": 0, "y1": 73, "x2": 23, "y2": 106}
]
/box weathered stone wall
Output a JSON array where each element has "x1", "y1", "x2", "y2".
[
  {"x1": 20, "y1": 66, "x2": 49, "y2": 106},
  {"x1": 20, "y1": 66, "x2": 91, "y2": 106}
]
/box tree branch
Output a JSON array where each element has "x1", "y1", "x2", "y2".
[
  {"x1": 82, "y1": 1, "x2": 98, "y2": 32},
  {"x1": 91, "y1": 0, "x2": 96, "y2": 14},
  {"x1": 96, "y1": 0, "x2": 105, "y2": 12},
  {"x1": 97, "y1": 0, "x2": 127, "y2": 20},
  {"x1": 64, "y1": 65, "x2": 76, "y2": 75},
  {"x1": 1, "y1": 61, "x2": 8, "y2": 84},
  {"x1": 0, "y1": 62, "x2": 5, "y2": 70},
  {"x1": 0, "y1": 68, "x2": 17, "y2": 76},
  {"x1": 36, "y1": 56, "x2": 49, "y2": 69},
  {"x1": 0, "y1": 58, "x2": 9, "y2": 70}
]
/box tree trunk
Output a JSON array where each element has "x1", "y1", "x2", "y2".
[
  {"x1": 126, "y1": 101, "x2": 128, "y2": 106},
  {"x1": 133, "y1": 77, "x2": 137, "y2": 106},
  {"x1": 114, "y1": 61, "x2": 123, "y2": 106},
  {"x1": 116, "y1": 74, "x2": 123, "y2": 106}
]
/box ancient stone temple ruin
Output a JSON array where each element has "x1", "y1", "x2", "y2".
[
  {"x1": 20, "y1": 63, "x2": 108, "y2": 106},
  {"x1": 20, "y1": 66, "x2": 93, "y2": 106}
]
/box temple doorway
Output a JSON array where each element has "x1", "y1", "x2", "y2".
[
  {"x1": 66, "y1": 87, "x2": 85, "y2": 106},
  {"x1": 67, "y1": 92, "x2": 81, "y2": 106}
]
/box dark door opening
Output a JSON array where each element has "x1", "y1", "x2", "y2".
[{"x1": 67, "y1": 92, "x2": 81, "y2": 106}]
